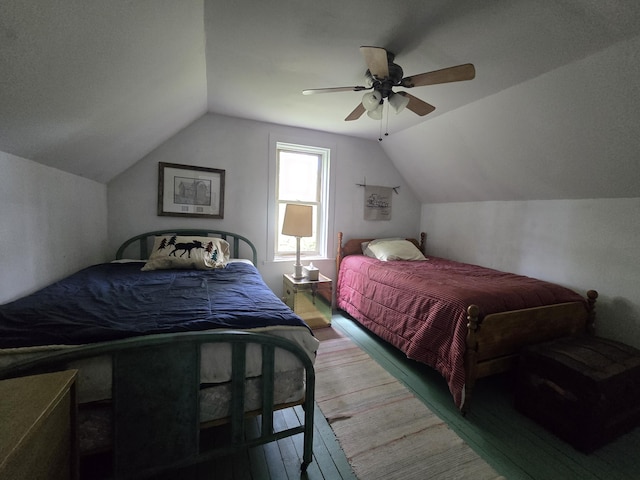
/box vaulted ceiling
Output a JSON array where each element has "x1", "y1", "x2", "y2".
[{"x1": 2, "y1": 1, "x2": 640, "y2": 201}]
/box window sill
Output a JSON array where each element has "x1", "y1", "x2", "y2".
[{"x1": 273, "y1": 255, "x2": 328, "y2": 263}]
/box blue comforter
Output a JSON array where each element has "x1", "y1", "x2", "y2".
[{"x1": 0, "y1": 262, "x2": 307, "y2": 348}]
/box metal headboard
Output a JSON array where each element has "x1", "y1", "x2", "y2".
[{"x1": 116, "y1": 229, "x2": 258, "y2": 265}]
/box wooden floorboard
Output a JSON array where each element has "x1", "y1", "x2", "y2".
[
  {"x1": 330, "y1": 312, "x2": 640, "y2": 480},
  {"x1": 175, "y1": 406, "x2": 354, "y2": 480},
  {"x1": 92, "y1": 384, "x2": 355, "y2": 480}
]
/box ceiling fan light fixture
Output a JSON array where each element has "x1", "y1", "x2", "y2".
[
  {"x1": 302, "y1": 46, "x2": 475, "y2": 124},
  {"x1": 361, "y1": 90, "x2": 382, "y2": 111},
  {"x1": 367, "y1": 104, "x2": 383, "y2": 120},
  {"x1": 388, "y1": 92, "x2": 409, "y2": 114}
]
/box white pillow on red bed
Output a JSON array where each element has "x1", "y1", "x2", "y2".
[
  {"x1": 363, "y1": 238, "x2": 426, "y2": 261},
  {"x1": 141, "y1": 235, "x2": 230, "y2": 271}
]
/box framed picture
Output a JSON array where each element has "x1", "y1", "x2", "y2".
[{"x1": 158, "y1": 162, "x2": 225, "y2": 218}]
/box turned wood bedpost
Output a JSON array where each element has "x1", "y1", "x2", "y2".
[
  {"x1": 336, "y1": 232, "x2": 344, "y2": 273},
  {"x1": 463, "y1": 304, "x2": 481, "y2": 415},
  {"x1": 586, "y1": 290, "x2": 598, "y2": 336},
  {"x1": 419, "y1": 232, "x2": 427, "y2": 254}
]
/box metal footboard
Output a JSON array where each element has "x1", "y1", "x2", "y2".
[{"x1": 0, "y1": 330, "x2": 315, "y2": 478}]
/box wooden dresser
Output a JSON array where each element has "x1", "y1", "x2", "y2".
[{"x1": 0, "y1": 370, "x2": 78, "y2": 479}]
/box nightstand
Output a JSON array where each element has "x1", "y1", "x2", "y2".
[{"x1": 283, "y1": 273, "x2": 332, "y2": 329}]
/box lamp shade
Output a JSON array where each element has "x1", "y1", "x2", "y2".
[
  {"x1": 388, "y1": 92, "x2": 409, "y2": 114},
  {"x1": 282, "y1": 204, "x2": 313, "y2": 237},
  {"x1": 361, "y1": 90, "x2": 382, "y2": 112},
  {"x1": 367, "y1": 103, "x2": 383, "y2": 120}
]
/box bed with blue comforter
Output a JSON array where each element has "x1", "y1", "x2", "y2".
[{"x1": 0, "y1": 230, "x2": 317, "y2": 477}]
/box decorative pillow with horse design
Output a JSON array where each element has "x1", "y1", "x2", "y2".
[{"x1": 141, "y1": 235, "x2": 230, "y2": 271}]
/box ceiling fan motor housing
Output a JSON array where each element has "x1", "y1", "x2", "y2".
[{"x1": 366, "y1": 62, "x2": 404, "y2": 99}]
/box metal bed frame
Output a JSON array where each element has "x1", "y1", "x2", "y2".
[
  {"x1": 115, "y1": 229, "x2": 258, "y2": 265},
  {"x1": 1, "y1": 229, "x2": 315, "y2": 478},
  {"x1": 0, "y1": 330, "x2": 315, "y2": 478}
]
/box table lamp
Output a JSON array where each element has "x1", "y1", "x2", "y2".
[{"x1": 281, "y1": 204, "x2": 313, "y2": 279}]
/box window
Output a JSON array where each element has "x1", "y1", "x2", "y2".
[{"x1": 274, "y1": 142, "x2": 330, "y2": 259}]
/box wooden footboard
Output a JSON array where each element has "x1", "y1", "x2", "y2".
[
  {"x1": 462, "y1": 290, "x2": 598, "y2": 414},
  {"x1": 0, "y1": 330, "x2": 315, "y2": 477}
]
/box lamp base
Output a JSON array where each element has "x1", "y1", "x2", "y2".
[{"x1": 292, "y1": 264, "x2": 304, "y2": 279}]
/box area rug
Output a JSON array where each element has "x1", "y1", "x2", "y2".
[{"x1": 314, "y1": 327, "x2": 505, "y2": 480}]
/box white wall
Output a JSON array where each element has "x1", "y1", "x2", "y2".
[
  {"x1": 107, "y1": 113, "x2": 422, "y2": 293},
  {"x1": 0, "y1": 151, "x2": 108, "y2": 303},
  {"x1": 421, "y1": 198, "x2": 640, "y2": 349},
  {"x1": 384, "y1": 34, "x2": 640, "y2": 204}
]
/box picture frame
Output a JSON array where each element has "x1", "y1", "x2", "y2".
[{"x1": 157, "y1": 162, "x2": 225, "y2": 218}]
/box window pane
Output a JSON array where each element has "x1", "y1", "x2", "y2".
[
  {"x1": 274, "y1": 141, "x2": 328, "y2": 259},
  {"x1": 278, "y1": 151, "x2": 319, "y2": 202}
]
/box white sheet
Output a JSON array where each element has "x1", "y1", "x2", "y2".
[{"x1": 0, "y1": 325, "x2": 319, "y2": 403}]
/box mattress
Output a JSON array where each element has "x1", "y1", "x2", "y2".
[{"x1": 0, "y1": 324, "x2": 317, "y2": 404}]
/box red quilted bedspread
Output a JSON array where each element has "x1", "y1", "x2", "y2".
[{"x1": 336, "y1": 255, "x2": 586, "y2": 409}]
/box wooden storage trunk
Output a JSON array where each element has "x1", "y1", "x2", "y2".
[{"x1": 515, "y1": 335, "x2": 640, "y2": 453}]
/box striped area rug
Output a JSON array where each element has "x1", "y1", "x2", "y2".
[{"x1": 314, "y1": 327, "x2": 505, "y2": 480}]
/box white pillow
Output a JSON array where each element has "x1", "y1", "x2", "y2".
[
  {"x1": 141, "y1": 235, "x2": 230, "y2": 271},
  {"x1": 361, "y1": 237, "x2": 403, "y2": 254},
  {"x1": 363, "y1": 238, "x2": 426, "y2": 261}
]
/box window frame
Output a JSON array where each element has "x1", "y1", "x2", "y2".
[{"x1": 268, "y1": 135, "x2": 335, "y2": 263}]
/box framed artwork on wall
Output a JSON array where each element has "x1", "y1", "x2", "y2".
[{"x1": 157, "y1": 162, "x2": 225, "y2": 218}]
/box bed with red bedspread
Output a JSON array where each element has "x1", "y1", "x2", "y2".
[{"x1": 336, "y1": 232, "x2": 597, "y2": 414}]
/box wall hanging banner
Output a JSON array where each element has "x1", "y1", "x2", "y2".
[{"x1": 364, "y1": 185, "x2": 392, "y2": 221}]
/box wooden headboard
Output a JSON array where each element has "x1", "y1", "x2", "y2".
[
  {"x1": 336, "y1": 232, "x2": 426, "y2": 271},
  {"x1": 116, "y1": 229, "x2": 258, "y2": 265}
]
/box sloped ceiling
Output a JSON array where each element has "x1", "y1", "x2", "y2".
[
  {"x1": 1, "y1": 0, "x2": 640, "y2": 200},
  {"x1": 1, "y1": 1, "x2": 208, "y2": 183}
]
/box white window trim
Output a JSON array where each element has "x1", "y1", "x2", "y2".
[{"x1": 267, "y1": 133, "x2": 336, "y2": 264}]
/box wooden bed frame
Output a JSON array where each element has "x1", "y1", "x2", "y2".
[
  {"x1": 0, "y1": 230, "x2": 315, "y2": 477},
  {"x1": 336, "y1": 232, "x2": 598, "y2": 414}
]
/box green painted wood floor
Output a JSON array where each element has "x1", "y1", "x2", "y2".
[
  {"x1": 81, "y1": 403, "x2": 356, "y2": 479},
  {"x1": 331, "y1": 313, "x2": 640, "y2": 480},
  {"x1": 172, "y1": 404, "x2": 357, "y2": 480}
]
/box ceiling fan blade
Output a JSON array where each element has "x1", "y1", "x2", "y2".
[
  {"x1": 360, "y1": 46, "x2": 389, "y2": 79},
  {"x1": 345, "y1": 103, "x2": 366, "y2": 121},
  {"x1": 397, "y1": 92, "x2": 436, "y2": 116},
  {"x1": 303, "y1": 85, "x2": 369, "y2": 95},
  {"x1": 401, "y1": 63, "x2": 475, "y2": 88}
]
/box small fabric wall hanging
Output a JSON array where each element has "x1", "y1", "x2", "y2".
[{"x1": 364, "y1": 185, "x2": 392, "y2": 221}]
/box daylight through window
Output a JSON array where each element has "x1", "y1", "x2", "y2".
[{"x1": 275, "y1": 143, "x2": 329, "y2": 258}]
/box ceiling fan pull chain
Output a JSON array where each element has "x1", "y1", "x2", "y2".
[
  {"x1": 385, "y1": 102, "x2": 390, "y2": 138},
  {"x1": 378, "y1": 102, "x2": 389, "y2": 141}
]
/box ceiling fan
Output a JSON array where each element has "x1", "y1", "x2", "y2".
[{"x1": 302, "y1": 46, "x2": 475, "y2": 121}]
